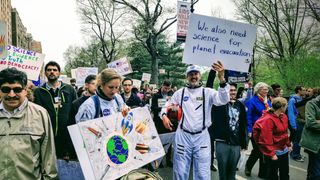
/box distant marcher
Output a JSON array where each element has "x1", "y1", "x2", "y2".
[
  {"x1": 68, "y1": 74, "x2": 97, "y2": 160},
  {"x1": 300, "y1": 95, "x2": 320, "y2": 180},
  {"x1": 121, "y1": 77, "x2": 144, "y2": 108},
  {"x1": 288, "y1": 85, "x2": 306, "y2": 162},
  {"x1": 253, "y1": 97, "x2": 291, "y2": 180},
  {"x1": 0, "y1": 68, "x2": 57, "y2": 179},
  {"x1": 245, "y1": 82, "x2": 272, "y2": 178},
  {"x1": 70, "y1": 78, "x2": 78, "y2": 91},
  {"x1": 271, "y1": 83, "x2": 282, "y2": 98}
]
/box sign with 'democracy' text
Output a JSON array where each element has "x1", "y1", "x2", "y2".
[
  {"x1": 0, "y1": 45, "x2": 45, "y2": 80},
  {"x1": 183, "y1": 14, "x2": 257, "y2": 72}
]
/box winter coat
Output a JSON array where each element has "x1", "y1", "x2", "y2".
[{"x1": 300, "y1": 95, "x2": 320, "y2": 154}]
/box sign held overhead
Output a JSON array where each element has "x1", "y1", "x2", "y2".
[{"x1": 183, "y1": 14, "x2": 257, "y2": 72}]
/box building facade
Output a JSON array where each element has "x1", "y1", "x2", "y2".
[
  {"x1": 11, "y1": 8, "x2": 28, "y2": 49},
  {"x1": 0, "y1": 0, "x2": 12, "y2": 45}
]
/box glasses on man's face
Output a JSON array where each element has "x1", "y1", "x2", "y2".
[
  {"x1": 46, "y1": 68, "x2": 58, "y2": 72},
  {"x1": 0, "y1": 86, "x2": 24, "y2": 94},
  {"x1": 123, "y1": 84, "x2": 132, "y2": 87}
]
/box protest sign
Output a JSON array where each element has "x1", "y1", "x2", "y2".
[
  {"x1": 75, "y1": 67, "x2": 98, "y2": 86},
  {"x1": 132, "y1": 79, "x2": 142, "y2": 90},
  {"x1": 0, "y1": 21, "x2": 8, "y2": 61},
  {"x1": 183, "y1": 14, "x2": 257, "y2": 72},
  {"x1": 68, "y1": 107, "x2": 165, "y2": 180},
  {"x1": 0, "y1": 45, "x2": 45, "y2": 80},
  {"x1": 226, "y1": 70, "x2": 250, "y2": 83},
  {"x1": 177, "y1": 1, "x2": 191, "y2": 42},
  {"x1": 71, "y1": 69, "x2": 77, "y2": 79},
  {"x1": 141, "y1": 73, "x2": 151, "y2": 83},
  {"x1": 107, "y1": 57, "x2": 133, "y2": 76},
  {"x1": 159, "y1": 69, "x2": 166, "y2": 74}
]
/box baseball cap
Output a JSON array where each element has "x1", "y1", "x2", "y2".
[{"x1": 185, "y1": 65, "x2": 201, "y2": 75}]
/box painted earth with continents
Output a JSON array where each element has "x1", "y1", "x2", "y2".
[{"x1": 106, "y1": 135, "x2": 129, "y2": 165}]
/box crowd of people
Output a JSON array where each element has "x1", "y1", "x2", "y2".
[{"x1": 0, "y1": 60, "x2": 319, "y2": 180}]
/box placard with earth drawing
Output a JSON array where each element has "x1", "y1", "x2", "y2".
[{"x1": 68, "y1": 107, "x2": 165, "y2": 180}]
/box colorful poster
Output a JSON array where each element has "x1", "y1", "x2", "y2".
[
  {"x1": 0, "y1": 21, "x2": 8, "y2": 61},
  {"x1": 141, "y1": 73, "x2": 151, "y2": 83},
  {"x1": 183, "y1": 14, "x2": 257, "y2": 72},
  {"x1": 75, "y1": 67, "x2": 98, "y2": 86},
  {"x1": 177, "y1": 1, "x2": 191, "y2": 42},
  {"x1": 107, "y1": 57, "x2": 133, "y2": 76},
  {"x1": 68, "y1": 107, "x2": 165, "y2": 180},
  {"x1": 0, "y1": 45, "x2": 45, "y2": 80}
]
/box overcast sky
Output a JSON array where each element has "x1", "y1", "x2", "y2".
[{"x1": 11, "y1": 0, "x2": 236, "y2": 69}]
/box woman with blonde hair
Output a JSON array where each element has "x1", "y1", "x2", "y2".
[
  {"x1": 245, "y1": 82, "x2": 272, "y2": 178},
  {"x1": 253, "y1": 97, "x2": 291, "y2": 180},
  {"x1": 76, "y1": 68, "x2": 129, "y2": 122}
]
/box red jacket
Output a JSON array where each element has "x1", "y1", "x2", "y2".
[{"x1": 253, "y1": 110, "x2": 291, "y2": 157}]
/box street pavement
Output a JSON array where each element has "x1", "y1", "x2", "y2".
[{"x1": 157, "y1": 143, "x2": 308, "y2": 180}]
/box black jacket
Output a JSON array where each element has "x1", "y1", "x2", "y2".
[
  {"x1": 151, "y1": 90, "x2": 173, "y2": 134},
  {"x1": 206, "y1": 69, "x2": 247, "y2": 149},
  {"x1": 211, "y1": 101, "x2": 248, "y2": 149},
  {"x1": 34, "y1": 82, "x2": 77, "y2": 158},
  {"x1": 120, "y1": 92, "x2": 144, "y2": 108}
]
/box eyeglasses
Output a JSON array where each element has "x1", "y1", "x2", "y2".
[
  {"x1": 123, "y1": 84, "x2": 132, "y2": 87},
  {"x1": 0, "y1": 86, "x2": 24, "y2": 93},
  {"x1": 46, "y1": 68, "x2": 58, "y2": 72}
]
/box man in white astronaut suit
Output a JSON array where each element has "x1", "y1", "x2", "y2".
[{"x1": 161, "y1": 61, "x2": 230, "y2": 179}]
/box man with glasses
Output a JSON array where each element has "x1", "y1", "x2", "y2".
[
  {"x1": 120, "y1": 77, "x2": 144, "y2": 108},
  {"x1": 34, "y1": 61, "x2": 77, "y2": 165},
  {"x1": 0, "y1": 68, "x2": 57, "y2": 179}
]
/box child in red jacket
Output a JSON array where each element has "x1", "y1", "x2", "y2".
[{"x1": 253, "y1": 97, "x2": 292, "y2": 180}]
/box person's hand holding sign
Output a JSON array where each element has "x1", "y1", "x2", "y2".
[{"x1": 212, "y1": 61, "x2": 226, "y2": 83}]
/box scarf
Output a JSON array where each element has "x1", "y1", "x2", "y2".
[{"x1": 258, "y1": 94, "x2": 270, "y2": 110}]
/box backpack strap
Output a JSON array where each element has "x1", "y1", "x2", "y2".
[
  {"x1": 179, "y1": 88, "x2": 185, "y2": 130},
  {"x1": 113, "y1": 95, "x2": 121, "y2": 112},
  {"x1": 202, "y1": 88, "x2": 206, "y2": 130},
  {"x1": 92, "y1": 95, "x2": 102, "y2": 118}
]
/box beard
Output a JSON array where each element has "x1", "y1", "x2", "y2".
[{"x1": 47, "y1": 74, "x2": 59, "y2": 82}]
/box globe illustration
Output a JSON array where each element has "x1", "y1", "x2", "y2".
[{"x1": 106, "y1": 135, "x2": 129, "y2": 165}]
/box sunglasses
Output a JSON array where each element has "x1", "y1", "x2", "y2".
[{"x1": 0, "y1": 86, "x2": 24, "y2": 93}]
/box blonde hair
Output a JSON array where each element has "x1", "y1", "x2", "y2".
[
  {"x1": 97, "y1": 68, "x2": 121, "y2": 86},
  {"x1": 254, "y1": 82, "x2": 269, "y2": 95},
  {"x1": 271, "y1": 97, "x2": 288, "y2": 111}
]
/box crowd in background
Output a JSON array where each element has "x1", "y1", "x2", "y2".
[{"x1": 1, "y1": 60, "x2": 320, "y2": 180}]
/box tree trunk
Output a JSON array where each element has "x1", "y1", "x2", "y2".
[{"x1": 150, "y1": 53, "x2": 159, "y2": 84}]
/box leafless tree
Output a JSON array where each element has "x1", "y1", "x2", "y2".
[
  {"x1": 77, "y1": 0, "x2": 127, "y2": 63},
  {"x1": 234, "y1": 0, "x2": 320, "y2": 88},
  {"x1": 112, "y1": 0, "x2": 198, "y2": 84},
  {"x1": 305, "y1": 0, "x2": 320, "y2": 22}
]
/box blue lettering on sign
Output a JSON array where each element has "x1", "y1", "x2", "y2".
[
  {"x1": 183, "y1": 96, "x2": 189, "y2": 101},
  {"x1": 103, "y1": 109, "x2": 111, "y2": 116}
]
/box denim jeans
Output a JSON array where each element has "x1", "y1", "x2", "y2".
[
  {"x1": 290, "y1": 122, "x2": 305, "y2": 159},
  {"x1": 307, "y1": 151, "x2": 320, "y2": 180}
]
